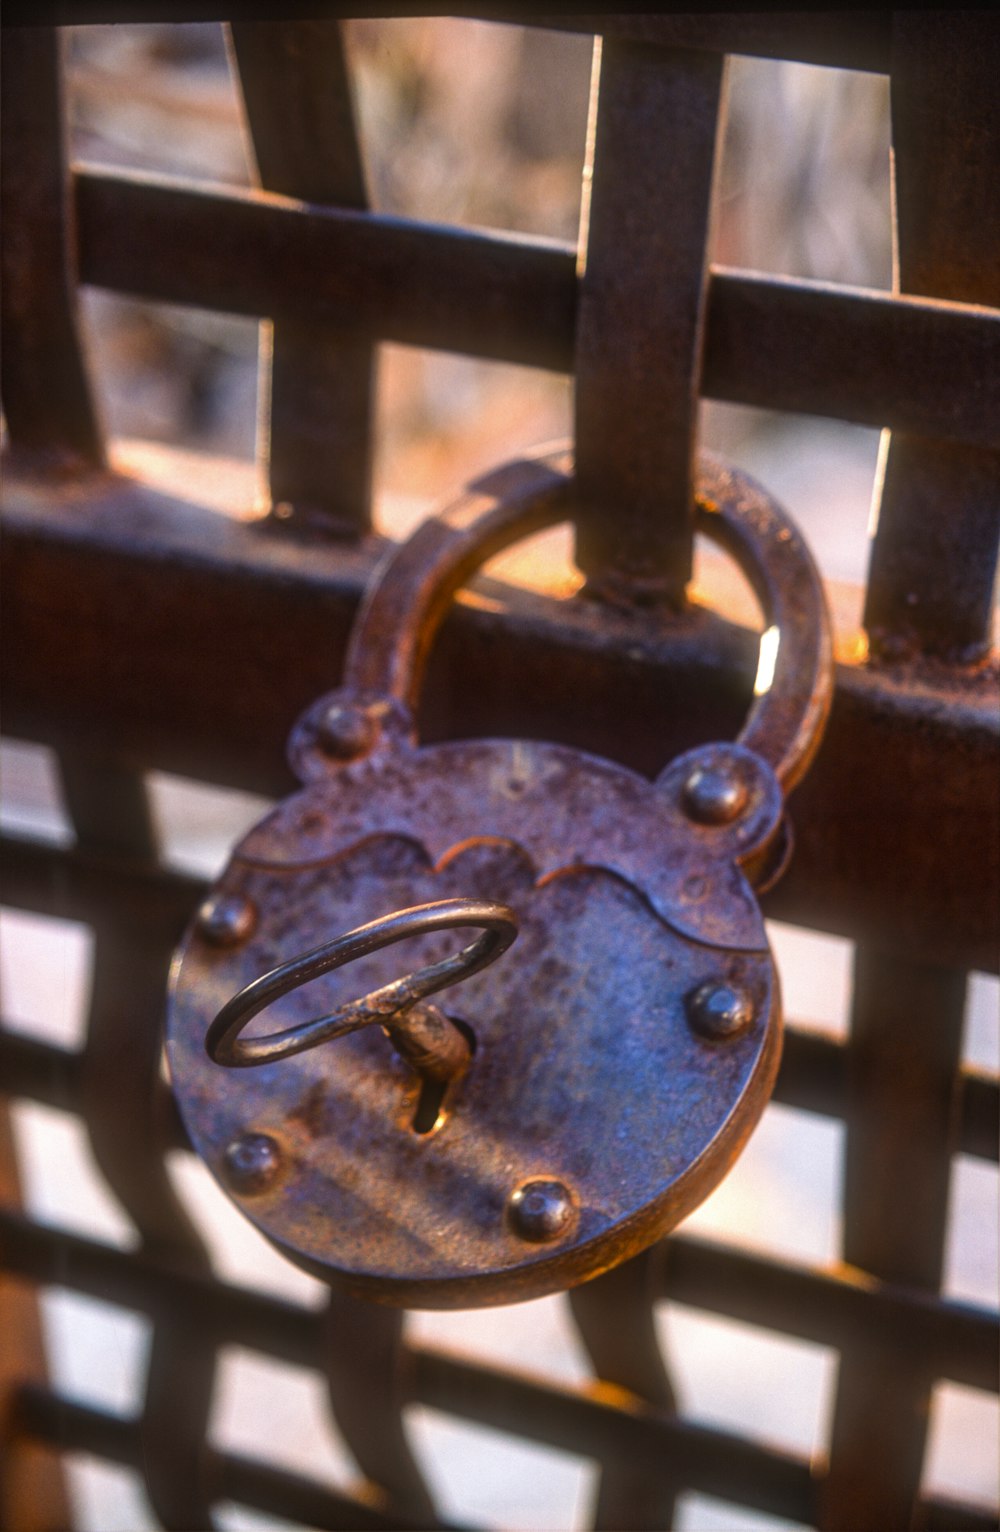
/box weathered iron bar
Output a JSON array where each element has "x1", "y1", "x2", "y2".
[
  {"x1": 0, "y1": 10, "x2": 894, "y2": 75},
  {"x1": 3, "y1": 1210, "x2": 995, "y2": 1392},
  {"x1": 571, "y1": 39, "x2": 725, "y2": 604},
  {"x1": 9, "y1": 1387, "x2": 429, "y2": 1532},
  {"x1": 4, "y1": 469, "x2": 997, "y2": 970},
  {"x1": 9, "y1": 1378, "x2": 997, "y2": 1532},
  {"x1": 71, "y1": 169, "x2": 1000, "y2": 451},
  {"x1": 228, "y1": 19, "x2": 376, "y2": 533}
]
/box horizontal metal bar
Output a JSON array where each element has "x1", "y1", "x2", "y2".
[
  {"x1": 413, "y1": 1345, "x2": 817, "y2": 1521},
  {"x1": 13, "y1": 1379, "x2": 808, "y2": 1525},
  {"x1": 0, "y1": 1210, "x2": 320, "y2": 1365},
  {"x1": 773, "y1": 1025, "x2": 998, "y2": 1165},
  {"x1": 10, "y1": 1386, "x2": 440, "y2": 1532},
  {"x1": 75, "y1": 167, "x2": 577, "y2": 370},
  {"x1": 0, "y1": 1035, "x2": 84, "y2": 1118},
  {"x1": 663, "y1": 1233, "x2": 998, "y2": 1394},
  {"x1": 73, "y1": 169, "x2": 1000, "y2": 450},
  {"x1": 1, "y1": 1259, "x2": 811, "y2": 1523},
  {"x1": 0, "y1": 828, "x2": 204, "y2": 929},
  {"x1": 4, "y1": 468, "x2": 997, "y2": 969},
  {"x1": 702, "y1": 274, "x2": 1000, "y2": 450},
  {"x1": 922, "y1": 1498, "x2": 1000, "y2": 1532},
  {"x1": 462, "y1": 13, "x2": 894, "y2": 73},
  {"x1": 4, "y1": 1207, "x2": 996, "y2": 1516},
  {"x1": 15, "y1": 1381, "x2": 997, "y2": 1532},
  {"x1": 960, "y1": 1070, "x2": 1000, "y2": 1163},
  {"x1": 0, "y1": 9, "x2": 893, "y2": 73},
  {"x1": 3, "y1": 1204, "x2": 997, "y2": 1394},
  {"x1": 0, "y1": 1325, "x2": 819, "y2": 1526}
]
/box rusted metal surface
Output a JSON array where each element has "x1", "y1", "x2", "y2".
[
  {"x1": 166, "y1": 448, "x2": 830, "y2": 1306},
  {"x1": 2, "y1": 8, "x2": 999, "y2": 1529},
  {"x1": 169, "y1": 831, "x2": 782, "y2": 1306},
  {"x1": 3, "y1": 455, "x2": 998, "y2": 969},
  {"x1": 573, "y1": 39, "x2": 725, "y2": 604},
  {"x1": 863, "y1": 13, "x2": 1000, "y2": 663},
  {"x1": 6, "y1": 832, "x2": 999, "y2": 1185},
  {"x1": 338, "y1": 449, "x2": 832, "y2": 792},
  {"x1": 0, "y1": 27, "x2": 103, "y2": 471},
  {"x1": 70, "y1": 170, "x2": 1000, "y2": 448},
  {"x1": 264, "y1": 735, "x2": 784, "y2": 955}
]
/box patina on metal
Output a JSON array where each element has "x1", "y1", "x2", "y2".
[
  {"x1": 166, "y1": 445, "x2": 833, "y2": 1308},
  {"x1": 3, "y1": 14, "x2": 998, "y2": 1528}
]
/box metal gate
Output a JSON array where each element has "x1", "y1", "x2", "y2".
[{"x1": 2, "y1": 11, "x2": 998, "y2": 1531}]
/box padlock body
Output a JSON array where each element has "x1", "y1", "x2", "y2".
[{"x1": 167, "y1": 738, "x2": 781, "y2": 1307}]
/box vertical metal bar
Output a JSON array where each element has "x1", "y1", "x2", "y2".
[
  {"x1": 573, "y1": 38, "x2": 726, "y2": 607},
  {"x1": 228, "y1": 21, "x2": 375, "y2": 537},
  {"x1": 227, "y1": 39, "x2": 429, "y2": 1509},
  {"x1": 0, "y1": 1106, "x2": 72, "y2": 1532},
  {"x1": 863, "y1": 13, "x2": 1000, "y2": 662},
  {"x1": 59, "y1": 754, "x2": 217, "y2": 1531},
  {"x1": 0, "y1": 26, "x2": 104, "y2": 470},
  {"x1": 324, "y1": 1290, "x2": 437, "y2": 1525},
  {"x1": 819, "y1": 950, "x2": 967, "y2": 1530},
  {"x1": 60, "y1": 753, "x2": 159, "y2": 862},
  {"x1": 569, "y1": 1246, "x2": 681, "y2": 1530}
]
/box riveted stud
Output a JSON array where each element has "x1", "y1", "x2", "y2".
[
  {"x1": 317, "y1": 702, "x2": 376, "y2": 761},
  {"x1": 197, "y1": 892, "x2": 257, "y2": 947},
  {"x1": 687, "y1": 981, "x2": 754, "y2": 1042},
  {"x1": 508, "y1": 1178, "x2": 576, "y2": 1243},
  {"x1": 682, "y1": 763, "x2": 748, "y2": 825},
  {"x1": 221, "y1": 1132, "x2": 283, "y2": 1195}
]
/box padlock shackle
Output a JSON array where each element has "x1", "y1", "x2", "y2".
[
  {"x1": 698, "y1": 464, "x2": 834, "y2": 792},
  {"x1": 345, "y1": 452, "x2": 575, "y2": 713},
  {"x1": 344, "y1": 448, "x2": 832, "y2": 793}
]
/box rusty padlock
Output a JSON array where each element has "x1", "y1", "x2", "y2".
[{"x1": 166, "y1": 447, "x2": 832, "y2": 1307}]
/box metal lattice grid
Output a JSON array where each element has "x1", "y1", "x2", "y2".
[{"x1": 2, "y1": 12, "x2": 998, "y2": 1532}]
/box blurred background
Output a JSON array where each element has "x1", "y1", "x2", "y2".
[{"x1": 2, "y1": 18, "x2": 997, "y2": 1532}]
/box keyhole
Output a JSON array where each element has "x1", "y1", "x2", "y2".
[{"x1": 411, "y1": 1016, "x2": 476, "y2": 1136}]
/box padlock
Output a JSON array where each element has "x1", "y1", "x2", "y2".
[{"x1": 166, "y1": 447, "x2": 832, "y2": 1308}]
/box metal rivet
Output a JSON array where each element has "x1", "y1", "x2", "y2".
[
  {"x1": 687, "y1": 982, "x2": 754, "y2": 1042},
  {"x1": 197, "y1": 892, "x2": 256, "y2": 947},
  {"x1": 317, "y1": 702, "x2": 376, "y2": 761},
  {"x1": 682, "y1": 764, "x2": 747, "y2": 825},
  {"x1": 508, "y1": 1178, "x2": 576, "y2": 1243},
  {"x1": 221, "y1": 1132, "x2": 283, "y2": 1195}
]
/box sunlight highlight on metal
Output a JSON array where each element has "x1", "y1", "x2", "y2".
[{"x1": 754, "y1": 625, "x2": 781, "y2": 696}]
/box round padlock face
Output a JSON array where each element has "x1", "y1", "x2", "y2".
[{"x1": 167, "y1": 738, "x2": 782, "y2": 1308}]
